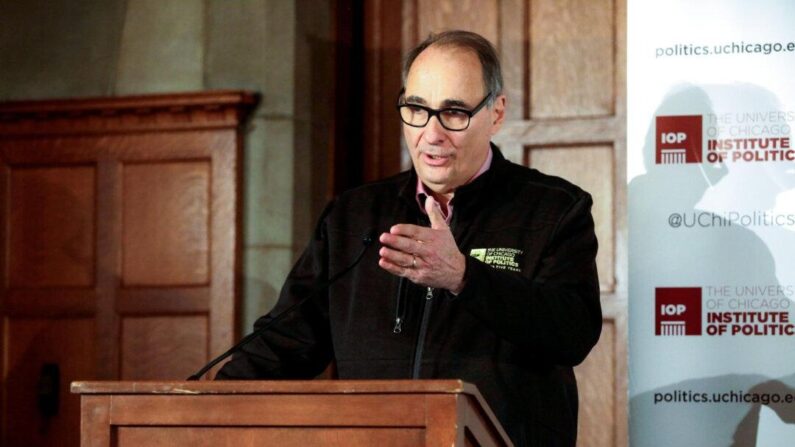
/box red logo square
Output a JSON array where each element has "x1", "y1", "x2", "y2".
[
  {"x1": 655, "y1": 287, "x2": 702, "y2": 336},
  {"x1": 656, "y1": 115, "x2": 703, "y2": 164}
]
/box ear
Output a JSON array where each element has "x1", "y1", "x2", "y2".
[{"x1": 489, "y1": 94, "x2": 507, "y2": 136}]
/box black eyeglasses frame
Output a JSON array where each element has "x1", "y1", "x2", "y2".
[{"x1": 396, "y1": 89, "x2": 493, "y2": 131}]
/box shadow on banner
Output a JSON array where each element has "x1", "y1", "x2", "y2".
[{"x1": 629, "y1": 84, "x2": 795, "y2": 446}]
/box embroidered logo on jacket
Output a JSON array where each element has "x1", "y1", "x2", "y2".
[{"x1": 469, "y1": 248, "x2": 523, "y2": 272}]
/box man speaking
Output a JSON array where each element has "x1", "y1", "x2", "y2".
[{"x1": 217, "y1": 30, "x2": 602, "y2": 447}]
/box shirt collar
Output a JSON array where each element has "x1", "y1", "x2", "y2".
[{"x1": 415, "y1": 147, "x2": 493, "y2": 223}]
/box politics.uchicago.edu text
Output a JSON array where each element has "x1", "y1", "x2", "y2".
[
  {"x1": 655, "y1": 41, "x2": 795, "y2": 58},
  {"x1": 653, "y1": 389, "x2": 795, "y2": 405}
]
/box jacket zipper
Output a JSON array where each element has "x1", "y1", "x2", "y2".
[
  {"x1": 396, "y1": 200, "x2": 458, "y2": 378},
  {"x1": 411, "y1": 286, "x2": 435, "y2": 378},
  {"x1": 393, "y1": 277, "x2": 407, "y2": 333}
]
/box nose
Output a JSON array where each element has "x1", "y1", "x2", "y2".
[{"x1": 422, "y1": 115, "x2": 447, "y2": 144}]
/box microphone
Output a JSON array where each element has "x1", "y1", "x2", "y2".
[{"x1": 187, "y1": 229, "x2": 375, "y2": 380}]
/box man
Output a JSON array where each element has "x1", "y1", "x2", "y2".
[{"x1": 217, "y1": 30, "x2": 602, "y2": 446}]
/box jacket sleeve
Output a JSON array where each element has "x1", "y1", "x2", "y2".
[
  {"x1": 215, "y1": 203, "x2": 335, "y2": 380},
  {"x1": 453, "y1": 193, "x2": 602, "y2": 366}
]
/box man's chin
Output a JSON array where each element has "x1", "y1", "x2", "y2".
[
  {"x1": 418, "y1": 176, "x2": 458, "y2": 195},
  {"x1": 418, "y1": 170, "x2": 447, "y2": 185},
  {"x1": 419, "y1": 164, "x2": 451, "y2": 179}
]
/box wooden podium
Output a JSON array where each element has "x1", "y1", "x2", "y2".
[{"x1": 71, "y1": 380, "x2": 513, "y2": 447}]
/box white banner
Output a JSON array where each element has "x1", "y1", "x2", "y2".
[{"x1": 628, "y1": 1, "x2": 795, "y2": 445}]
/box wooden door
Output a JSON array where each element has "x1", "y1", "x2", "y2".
[
  {"x1": 357, "y1": 1, "x2": 627, "y2": 446},
  {"x1": 0, "y1": 91, "x2": 255, "y2": 446}
]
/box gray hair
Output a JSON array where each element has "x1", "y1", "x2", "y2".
[{"x1": 401, "y1": 30, "x2": 503, "y2": 104}]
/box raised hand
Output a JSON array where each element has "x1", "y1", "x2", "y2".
[{"x1": 378, "y1": 197, "x2": 466, "y2": 293}]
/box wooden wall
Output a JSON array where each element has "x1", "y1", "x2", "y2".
[
  {"x1": 0, "y1": 91, "x2": 255, "y2": 446},
  {"x1": 358, "y1": 1, "x2": 627, "y2": 445}
]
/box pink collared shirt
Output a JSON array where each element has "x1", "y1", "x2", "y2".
[{"x1": 415, "y1": 147, "x2": 493, "y2": 224}]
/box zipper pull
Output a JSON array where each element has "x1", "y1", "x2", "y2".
[
  {"x1": 425, "y1": 287, "x2": 434, "y2": 300},
  {"x1": 393, "y1": 317, "x2": 403, "y2": 334}
]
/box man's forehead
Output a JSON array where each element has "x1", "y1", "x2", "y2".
[
  {"x1": 406, "y1": 45, "x2": 482, "y2": 81},
  {"x1": 404, "y1": 93, "x2": 470, "y2": 109},
  {"x1": 404, "y1": 45, "x2": 484, "y2": 104}
]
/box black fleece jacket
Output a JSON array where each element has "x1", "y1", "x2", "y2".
[{"x1": 217, "y1": 146, "x2": 602, "y2": 447}]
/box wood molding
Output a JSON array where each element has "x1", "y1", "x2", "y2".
[
  {"x1": 493, "y1": 117, "x2": 620, "y2": 147},
  {"x1": 0, "y1": 91, "x2": 258, "y2": 136},
  {"x1": 362, "y1": 0, "x2": 403, "y2": 182}
]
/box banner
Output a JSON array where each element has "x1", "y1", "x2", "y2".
[{"x1": 628, "y1": 1, "x2": 795, "y2": 445}]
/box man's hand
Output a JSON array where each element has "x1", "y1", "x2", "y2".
[{"x1": 378, "y1": 197, "x2": 467, "y2": 293}]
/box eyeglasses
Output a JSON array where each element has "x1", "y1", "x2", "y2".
[{"x1": 396, "y1": 89, "x2": 492, "y2": 131}]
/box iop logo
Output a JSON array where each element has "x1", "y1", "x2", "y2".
[
  {"x1": 656, "y1": 115, "x2": 703, "y2": 164},
  {"x1": 655, "y1": 287, "x2": 702, "y2": 336}
]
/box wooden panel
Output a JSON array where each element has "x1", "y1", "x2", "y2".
[
  {"x1": 574, "y1": 319, "x2": 616, "y2": 447},
  {"x1": 116, "y1": 288, "x2": 210, "y2": 314},
  {"x1": 120, "y1": 316, "x2": 208, "y2": 380},
  {"x1": 80, "y1": 396, "x2": 111, "y2": 447},
  {"x1": 4, "y1": 318, "x2": 95, "y2": 447},
  {"x1": 72, "y1": 380, "x2": 510, "y2": 447},
  {"x1": 499, "y1": 0, "x2": 527, "y2": 121},
  {"x1": 530, "y1": 0, "x2": 614, "y2": 118},
  {"x1": 424, "y1": 395, "x2": 460, "y2": 445},
  {"x1": 8, "y1": 166, "x2": 95, "y2": 288},
  {"x1": 94, "y1": 158, "x2": 121, "y2": 379},
  {"x1": 109, "y1": 394, "x2": 424, "y2": 426},
  {"x1": 1, "y1": 91, "x2": 252, "y2": 447},
  {"x1": 207, "y1": 133, "x2": 239, "y2": 366},
  {"x1": 73, "y1": 380, "x2": 513, "y2": 446},
  {"x1": 361, "y1": 0, "x2": 404, "y2": 184},
  {"x1": 116, "y1": 427, "x2": 424, "y2": 447},
  {"x1": 416, "y1": 0, "x2": 499, "y2": 44},
  {"x1": 4, "y1": 289, "x2": 95, "y2": 316},
  {"x1": 527, "y1": 145, "x2": 615, "y2": 292},
  {"x1": 122, "y1": 161, "x2": 210, "y2": 286},
  {"x1": 494, "y1": 116, "x2": 618, "y2": 147}
]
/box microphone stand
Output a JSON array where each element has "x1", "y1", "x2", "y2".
[{"x1": 187, "y1": 232, "x2": 374, "y2": 380}]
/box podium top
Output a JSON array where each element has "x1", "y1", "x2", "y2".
[{"x1": 72, "y1": 379, "x2": 480, "y2": 396}]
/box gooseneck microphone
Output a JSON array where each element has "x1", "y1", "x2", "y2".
[{"x1": 187, "y1": 230, "x2": 375, "y2": 380}]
